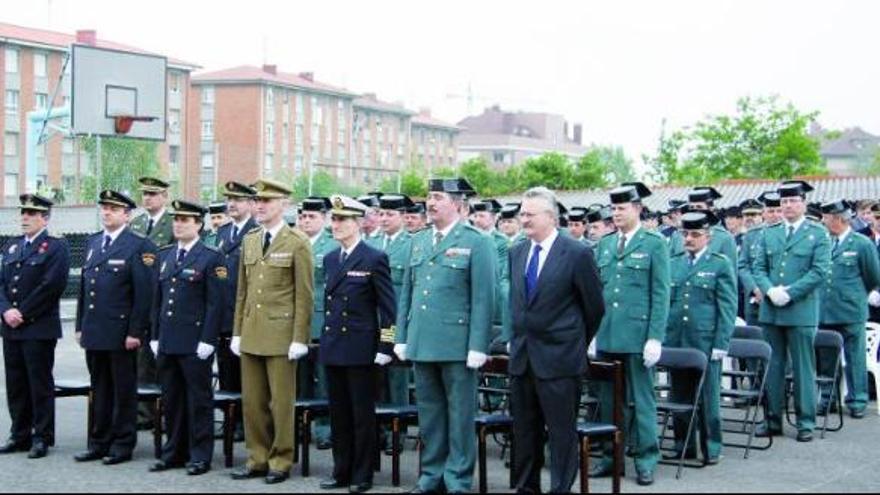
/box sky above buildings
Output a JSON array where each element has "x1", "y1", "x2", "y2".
[{"x1": 3, "y1": 0, "x2": 878, "y2": 174}]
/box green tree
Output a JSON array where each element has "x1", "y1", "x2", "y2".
[
  {"x1": 520, "y1": 152, "x2": 574, "y2": 189},
  {"x1": 645, "y1": 96, "x2": 825, "y2": 185},
  {"x1": 79, "y1": 136, "x2": 161, "y2": 203}
]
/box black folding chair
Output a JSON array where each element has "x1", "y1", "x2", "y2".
[
  {"x1": 54, "y1": 379, "x2": 93, "y2": 447},
  {"x1": 720, "y1": 338, "x2": 772, "y2": 457},
  {"x1": 374, "y1": 357, "x2": 419, "y2": 488},
  {"x1": 213, "y1": 390, "x2": 241, "y2": 468},
  {"x1": 578, "y1": 359, "x2": 624, "y2": 495},
  {"x1": 294, "y1": 344, "x2": 329, "y2": 477},
  {"x1": 785, "y1": 329, "x2": 845, "y2": 437},
  {"x1": 475, "y1": 355, "x2": 514, "y2": 494},
  {"x1": 655, "y1": 348, "x2": 709, "y2": 479}
]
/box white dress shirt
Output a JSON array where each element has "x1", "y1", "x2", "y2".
[{"x1": 525, "y1": 229, "x2": 559, "y2": 279}]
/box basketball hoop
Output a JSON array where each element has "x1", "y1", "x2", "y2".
[{"x1": 112, "y1": 115, "x2": 158, "y2": 135}]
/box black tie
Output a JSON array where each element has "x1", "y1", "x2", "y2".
[
  {"x1": 617, "y1": 234, "x2": 626, "y2": 256},
  {"x1": 232, "y1": 225, "x2": 239, "y2": 242},
  {"x1": 688, "y1": 254, "x2": 696, "y2": 268},
  {"x1": 147, "y1": 219, "x2": 154, "y2": 236},
  {"x1": 177, "y1": 249, "x2": 187, "y2": 265},
  {"x1": 340, "y1": 250, "x2": 348, "y2": 265},
  {"x1": 263, "y1": 232, "x2": 272, "y2": 255},
  {"x1": 24, "y1": 240, "x2": 31, "y2": 253},
  {"x1": 102, "y1": 235, "x2": 112, "y2": 252},
  {"x1": 832, "y1": 236, "x2": 839, "y2": 253},
  {"x1": 787, "y1": 226, "x2": 795, "y2": 241}
]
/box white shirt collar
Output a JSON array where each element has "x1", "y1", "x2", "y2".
[
  {"x1": 309, "y1": 231, "x2": 323, "y2": 246},
  {"x1": 342, "y1": 238, "x2": 361, "y2": 257},
  {"x1": 784, "y1": 216, "x2": 806, "y2": 233},
  {"x1": 530, "y1": 228, "x2": 559, "y2": 253},
  {"x1": 102, "y1": 225, "x2": 126, "y2": 243},
  {"x1": 25, "y1": 228, "x2": 47, "y2": 244},
  {"x1": 149, "y1": 208, "x2": 166, "y2": 224},
  {"x1": 432, "y1": 219, "x2": 458, "y2": 240},
  {"x1": 620, "y1": 223, "x2": 642, "y2": 247},
  {"x1": 689, "y1": 246, "x2": 709, "y2": 264},
  {"x1": 233, "y1": 215, "x2": 251, "y2": 231},
  {"x1": 177, "y1": 237, "x2": 199, "y2": 253},
  {"x1": 263, "y1": 220, "x2": 285, "y2": 240},
  {"x1": 836, "y1": 227, "x2": 852, "y2": 245}
]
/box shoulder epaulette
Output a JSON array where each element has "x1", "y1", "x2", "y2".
[
  {"x1": 130, "y1": 230, "x2": 147, "y2": 239},
  {"x1": 158, "y1": 244, "x2": 175, "y2": 252}
]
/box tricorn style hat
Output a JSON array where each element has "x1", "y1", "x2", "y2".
[{"x1": 609, "y1": 182, "x2": 652, "y2": 204}]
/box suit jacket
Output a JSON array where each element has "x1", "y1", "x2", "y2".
[
  {"x1": 820, "y1": 231, "x2": 880, "y2": 325},
  {"x1": 76, "y1": 228, "x2": 157, "y2": 350},
  {"x1": 233, "y1": 224, "x2": 314, "y2": 356},
  {"x1": 754, "y1": 220, "x2": 830, "y2": 327},
  {"x1": 395, "y1": 221, "x2": 495, "y2": 362},
  {"x1": 151, "y1": 241, "x2": 224, "y2": 354},
  {"x1": 215, "y1": 218, "x2": 258, "y2": 336},
  {"x1": 308, "y1": 228, "x2": 340, "y2": 340},
  {"x1": 0, "y1": 231, "x2": 70, "y2": 340},
  {"x1": 507, "y1": 235, "x2": 604, "y2": 379},
  {"x1": 319, "y1": 241, "x2": 396, "y2": 366}
]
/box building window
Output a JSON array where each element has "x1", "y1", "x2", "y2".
[
  {"x1": 169, "y1": 145, "x2": 180, "y2": 166},
  {"x1": 35, "y1": 93, "x2": 49, "y2": 110},
  {"x1": 338, "y1": 143, "x2": 346, "y2": 162},
  {"x1": 294, "y1": 154, "x2": 304, "y2": 174},
  {"x1": 201, "y1": 86, "x2": 215, "y2": 104},
  {"x1": 295, "y1": 124, "x2": 304, "y2": 152},
  {"x1": 266, "y1": 87, "x2": 274, "y2": 106},
  {"x1": 4, "y1": 133, "x2": 17, "y2": 156},
  {"x1": 264, "y1": 154, "x2": 273, "y2": 174},
  {"x1": 168, "y1": 109, "x2": 181, "y2": 134},
  {"x1": 266, "y1": 123, "x2": 274, "y2": 147},
  {"x1": 4, "y1": 174, "x2": 18, "y2": 197},
  {"x1": 62, "y1": 137, "x2": 74, "y2": 154},
  {"x1": 201, "y1": 120, "x2": 213, "y2": 140},
  {"x1": 33, "y1": 52, "x2": 48, "y2": 78},
  {"x1": 295, "y1": 93, "x2": 304, "y2": 124},
  {"x1": 4, "y1": 48, "x2": 18, "y2": 73},
  {"x1": 200, "y1": 152, "x2": 214, "y2": 170},
  {"x1": 5, "y1": 90, "x2": 19, "y2": 115},
  {"x1": 169, "y1": 72, "x2": 181, "y2": 94}
]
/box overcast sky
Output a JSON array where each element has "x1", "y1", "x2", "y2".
[{"x1": 3, "y1": 0, "x2": 877, "y2": 174}]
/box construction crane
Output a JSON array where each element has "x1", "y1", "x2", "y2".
[{"x1": 445, "y1": 82, "x2": 546, "y2": 116}]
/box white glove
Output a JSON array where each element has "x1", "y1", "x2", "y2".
[
  {"x1": 374, "y1": 353, "x2": 393, "y2": 366},
  {"x1": 643, "y1": 339, "x2": 662, "y2": 368},
  {"x1": 466, "y1": 351, "x2": 489, "y2": 369},
  {"x1": 869, "y1": 290, "x2": 880, "y2": 308},
  {"x1": 393, "y1": 344, "x2": 407, "y2": 362},
  {"x1": 711, "y1": 348, "x2": 728, "y2": 362},
  {"x1": 588, "y1": 339, "x2": 597, "y2": 359},
  {"x1": 230, "y1": 336, "x2": 241, "y2": 357},
  {"x1": 149, "y1": 340, "x2": 159, "y2": 357},
  {"x1": 288, "y1": 342, "x2": 309, "y2": 361},
  {"x1": 767, "y1": 286, "x2": 790, "y2": 307},
  {"x1": 506, "y1": 342, "x2": 511, "y2": 355},
  {"x1": 196, "y1": 342, "x2": 215, "y2": 361}
]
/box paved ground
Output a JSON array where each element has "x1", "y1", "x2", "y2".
[{"x1": 0, "y1": 315, "x2": 878, "y2": 492}]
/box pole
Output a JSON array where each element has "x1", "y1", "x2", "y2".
[
  {"x1": 213, "y1": 142, "x2": 219, "y2": 201},
  {"x1": 95, "y1": 135, "x2": 102, "y2": 229}
]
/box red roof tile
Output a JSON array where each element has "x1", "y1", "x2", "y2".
[{"x1": 192, "y1": 65, "x2": 358, "y2": 98}]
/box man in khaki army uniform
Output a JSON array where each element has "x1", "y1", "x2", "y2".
[
  {"x1": 229, "y1": 179, "x2": 314, "y2": 484},
  {"x1": 129, "y1": 176, "x2": 174, "y2": 430}
]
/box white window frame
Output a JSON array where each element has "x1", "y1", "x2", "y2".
[
  {"x1": 33, "y1": 52, "x2": 47, "y2": 78},
  {"x1": 4, "y1": 48, "x2": 19, "y2": 74},
  {"x1": 4, "y1": 133, "x2": 18, "y2": 156},
  {"x1": 5, "y1": 90, "x2": 19, "y2": 115},
  {"x1": 201, "y1": 120, "x2": 214, "y2": 140}
]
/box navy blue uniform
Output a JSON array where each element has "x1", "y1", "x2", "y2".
[
  {"x1": 152, "y1": 241, "x2": 223, "y2": 466},
  {"x1": 214, "y1": 218, "x2": 257, "y2": 393},
  {"x1": 320, "y1": 241, "x2": 396, "y2": 486},
  {"x1": 0, "y1": 231, "x2": 70, "y2": 447},
  {"x1": 76, "y1": 228, "x2": 156, "y2": 457}
]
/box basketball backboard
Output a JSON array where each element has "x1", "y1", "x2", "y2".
[{"x1": 71, "y1": 44, "x2": 167, "y2": 141}]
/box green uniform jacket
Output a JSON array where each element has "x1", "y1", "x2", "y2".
[
  {"x1": 130, "y1": 210, "x2": 174, "y2": 248},
  {"x1": 367, "y1": 230, "x2": 413, "y2": 300},
  {"x1": 670, "y1": 225, "x2": 738, "y2": 273},
  {"x1": 737, "y1": 226, "x2": 765, "y2": 297},
  {"x1": 667, "y1": 251, "x2": 737, "y2": 354},
  {"x1": 820, "y1": 230, "x2": 880, "y2": 325},
  {"x1": 595, "y1": 227, "x2": 670, "y2": 353},
  {"x1": 234, "y1": 225, "x2": 314, "y2": 355},
  {"x1": 489, "y1": 230, "x2": 510, "y2": 326},
  {"x1": 309, "y1": 229, "x2": 340, "y2": 340},
  {"x1": 754, "y1": 221, "x2": 831, "y2": 327},
  {"x1": 395, "y1": 221, "x2": 495, "y2": 362}
]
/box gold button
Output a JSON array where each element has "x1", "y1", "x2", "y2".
[
  {"x1": 261, "y1": 261, "x2": 265, "y2": 266},
  {"x1": 257, "y1": 304, "x2": 262, "y2": 309},
  {"x1": 259, "y1": 275, "x2": 264, "y2": 279},
  {"x1": 13, "y1": 276, "x2": 18, "y2": 281},
  {"x1": 88, "y1": 304, "x2": 94, "y2": 309},
  {"x1": 779, "y1": 273, "x2": 784, "y2": 277},
  {"x1": 170, "y1": 288, "x2": 175, "y2": 294},
  {"x1": 325, "y1": 326, "x2": 330, "y2": 331},
  {"x1": 426, "y1": 276, "x2": 432, "y2": 280},
  {"x1": 613, "y1": 302, "x2": 619, "y2": 308},
  {"x1": 685, "y1": 294, "x2": 690, "y2": 298},
  {"x1": 11, "y1": 288, "x2": 17, "y2": 294},
  {"x1": 172, "y1": 278, "x2": 177, "y2": 283},
  {"x1": 614, "y1": 289, "x2": 619, "y2": 293},
  {"x1": 94, "y1": 267, "x2": 100, "y2": 272},
  {"x1": 168, "y1": 300, "x2": 174, "y2": 305},
  {"x1": 90, "y1": 292, "x2": 95, "y2": 297},
  {"x1": 342, "y1": 327, "x2": 347, "y2": 332},
  {"x1": 342, "y1": 311, "x2": 348, "y2": 316},
  {"x1": 258, "y1": 289, "x2": 263, "y2": 294},
  {"x1": 167, "y1": 311, "x2": 173, "y2": 316},
  {"x1": 684, "y1": 305, "x2": 689, "y2": 310},
  {"x1": 429, "y1": 262, "x2": 434, "y2": 266},
  {"x1": 683, "y1": 316, "x2": 689, "y2": 321},
  {"x1": 421, "y1": 305, "x2": 427, "y2": 310},
  {"x1": 423, "y1": 290, "x2": 429, "y2": 296},
  {"x1": 328, "y1": 295, "x2": 333, "y2": 300},
  {"x1": 325, "y1": 310, "x2": 330, "y2": 315},
  {"x1": 11, "y1": 302, "x2": 16, "y2": 307}
]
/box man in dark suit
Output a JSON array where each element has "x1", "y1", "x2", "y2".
[
  {"x1": 148, "y1": 200, "x2": 224, "y2": 475},
  {"x1": 318, "y1": 195, "x2": 397, "y2": 494},
  {"x1": 213, "y1": 182, "x2": 257, "y2": 440},
  {"x1": 0, "y1": 194, "x2": 70, "y2": 459},
  {"x1": 74, "y1": 190, "x2": 157, "y2": 465},
  {"x1": 505, "y1": 187, "x2": 605, "y2": 494}
]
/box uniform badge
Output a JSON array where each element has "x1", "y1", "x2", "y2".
[
  {"x1": 160, "y1": 261, "x2": 167, "y2": 274},
  {"x1": 380, "y1": 325, "x2": 396, "y2": 344},
  {"x1": 843, "y1": 251, "x2": 858, "y2": 257},
  {"x1": 632, "y1": 252, "x2": 647, "y2": 259},
  {"x1": 142, "y1": 253, "x2": 156, "y2": 267},
  {"x1": 347, "y1": 270, "x2": 371, "y2": 277},
  {"x1": 445, "y1": 248, "x2": 471, "y2": 257},
  {"x1": 215, "y1": 266, "x2": 228, "y2": 280},
  {"x1": 7, "y1": 245, "x2": 16, "y2": 255},
  {"x1": 86, "y1": 248, "x2": 93, "y2": 261}
]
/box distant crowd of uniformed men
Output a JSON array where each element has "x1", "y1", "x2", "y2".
[{"x1": 0, "y1": 172, "x2": 879, "y2": 493}]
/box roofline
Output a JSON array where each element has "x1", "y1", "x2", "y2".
[
  {"x1": 411, "y1": 120, "x2": 462, "y2": 132},
  {"x1": 459, "y1": 143, "x2": 587, "y2": 156},
  {"x1": 353, "y1": 101, "x2": 415, "y2": 116},
  {"x1": 191, "y1": 77, "x2": 357, "y2": 98},
  {"x1": 0, "y1": 36, "x2": 200, "y2": 71}
]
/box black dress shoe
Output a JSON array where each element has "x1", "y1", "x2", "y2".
[
  {"x1": 149, "y1": 460, "x2": 183, "y2": 472},
  {"x1": 320, "y1": 478, "x2": 348, "y2": 489},
  {"x1": 102, "y1": 453, "x2": 132, "y2": 465},
  {"x1": 350, "y1": 482, "x2": 373, "y2": 493},
  {"x1": 316, "y1": 439, "x2": 333, "y2": 450},
  {"x1": 850, "y1": 409, "x2": 866, "y2": 419},
  {"x1": 264, "y1": 470, "x2": 289, "y2": 484},
  {"x1": 636, "y1": 470, "x2": 654, "y2": 486},
  {"x1": 186, "y1": 462, "x2": 210, "y2": 476},
  {"x1": 662, "y1": 449, "x2": 696, "y2": 460},
  {"x1": 74, "y1": 449, "x2": 106, "y2": 462},
  {"x1": 136, "y1": 420, "x2": 155, "y2": 431},
  {"x1": 588, "y1": 464, "x2": 613, "y2": 479},
  {"x1": 27, "y1": 441, "x2": 48, "y2": 459},
  {"x1": 754, "y1": 423, "x2": 782, "y2": 438},
  {"x1": 796, "y1": 430, "x2": 813, "y2": 443},
  {"x1": 0, "y1": 439, "x2": 30, "y2": 454},
  {"x1": 230, "y1": 466, "x2": 268, "y2": 480}
]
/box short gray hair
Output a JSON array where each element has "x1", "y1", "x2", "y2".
[{"x1": 522, "y1": 187, "x2": 560, "y2": 218}]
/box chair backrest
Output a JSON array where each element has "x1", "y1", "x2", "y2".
[
  {"x1": 587, "y1": 360, "x2": 625, "y2": 432},
  {"x1": 480, "y1": 355, "x2": 509, "y2": 375},
  {"x1": 727, "y1": 338, "x2": 772, "y2": 362},
  {"x1": 657, "y1": 347, "x2": 708, "y2": 372},
  {"x1": 814, "y1": 329, "x2": 844, "y2": 351},
  {"x1": 733, "y1": 325, "x2": 764, "y2": 341},
  {"x1": 866, "y1": 325, "x2": 880, "y2": 367}
]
